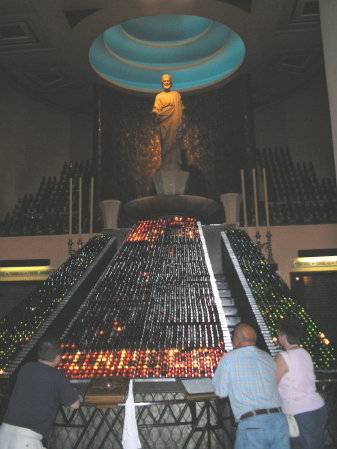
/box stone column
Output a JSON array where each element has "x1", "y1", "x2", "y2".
[{"x1": 319, "y1": 0, "x2": 337, "y2": 180}]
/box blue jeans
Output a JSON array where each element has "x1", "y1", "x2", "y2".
[
  {"x1": 235, "y1": 413, "x2": 290, "y2": 449},
  {"x1": 291, "y1": 405, "x2": 327, "y2": 449}
]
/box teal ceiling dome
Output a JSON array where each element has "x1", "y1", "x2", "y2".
[{"x1": 89, "y1": 14, "x2": 245, "y2": 93}]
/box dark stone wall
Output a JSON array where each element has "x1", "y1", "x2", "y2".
[{"x1": 96, "y1": 74, "x2": 255, "y2": 204}]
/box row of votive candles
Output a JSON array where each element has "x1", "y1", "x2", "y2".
[{"x1": 58, "y1": 346, "x2": 225, "y2": 379}]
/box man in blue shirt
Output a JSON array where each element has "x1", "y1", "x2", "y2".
[
  {"x1": 212, "y1": 323, "x2": 290, "y2": 449},
  {"x1": 0, "y1": 336, "x2": 79, "y2": 449}
]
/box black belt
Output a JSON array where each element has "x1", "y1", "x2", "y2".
[{"x1": 240, "y1": 407, "x2": 282, "y2": 421}]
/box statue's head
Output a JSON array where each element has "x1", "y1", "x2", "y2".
[{"x1": 161, "y1": 74, "x2": 172, "y2": 91}]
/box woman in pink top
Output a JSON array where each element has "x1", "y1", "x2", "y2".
[{"x1": 275, "y1": 317, "x2": 327, "y2": 449}]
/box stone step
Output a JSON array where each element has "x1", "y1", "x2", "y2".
[
  {"x1": 215, "y1": 273, "x2": 241, "y2": 333},
  {"x1": 222, "y1": 306, "x2": 238, "y2": 317},
  {"x1": 216, "y1": 281, "x2": 229, "y2": 290},
  {"x1": 214, "y1": 274, "x2": 227, "y2": 282},
  {"x1": 218, "y1": 289, "x2": 232, "y2": 298},
  {"x1": 226, "y1": 316, "x2": 241, "y2": 327},
  {"x1": 221, "y1": 297, "x2": 236, "y2": 307}
]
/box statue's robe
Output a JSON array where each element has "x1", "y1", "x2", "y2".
[{"x1": 152, "y1": 90, "x2": 185, "y2": 170}]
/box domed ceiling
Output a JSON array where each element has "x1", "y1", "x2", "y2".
[
  {"x1": 0, "y1": 0, "x2": 323, "y2": 108},
  {"x1": 89, "y1": 14, "x2": 245, "y2": 93}
]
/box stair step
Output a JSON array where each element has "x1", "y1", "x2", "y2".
[
  {"x1": 221, "y1": 297, "x2": 236, "y2": 307},
  {"x1": 226, "y1": 316, "x2": 241, "y2": 326},
  {"x1": 215, "y1": 274, "x2": 227, "y2": 281},
  {"x1": 218, "y1": 289, "x2": 232, "y2": 298},
  {"x1": 216, "y1": 281, "x2": 229, "y2": 289},
  {"x1": 222, "y1": 306, "x2": 238, "y2": 317},
  {"x1": 215, "y1": 274, "x2": 241, "y2": 333}
]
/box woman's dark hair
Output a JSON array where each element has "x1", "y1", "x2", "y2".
[
  {"x1": 37, "y1": 336, "x2": 61, "y2": 362},
  {"x1": 278, "y1": 317, "x2": 303, "y2": 344}
]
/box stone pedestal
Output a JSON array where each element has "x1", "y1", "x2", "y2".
[
  {"x1": 152, "y1": 170, "x2": 189, "y2": 195},
  {"x1": 124, "y1": 195, "x2": 218, "y2": 222},
  {"x1": 219, "y1": 193, "x2": 242, "y2": 225},
  {"x1": 99, "y1": 199, "x2": 122, "y2": 230}
]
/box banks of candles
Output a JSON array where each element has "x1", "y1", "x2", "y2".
[
  {"x1": 58, "y1": 346, "x2": 224, "y2": 379},
  {"x1": 0, "y1": 235, "x2": 112, "y2": 375},
  {"x1": 225, "y1": 229, "x2": 336, "y2": 370},
  {"x1": 58, "y1": 217, "x2": 226, "y2": 379},
  {"x1": 1, "y1": 219, "x2": 335, "y2": 379}
]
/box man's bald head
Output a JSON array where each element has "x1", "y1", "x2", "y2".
[{"x1": 232, "y1": 323, "x2": 257, "y2": 348}]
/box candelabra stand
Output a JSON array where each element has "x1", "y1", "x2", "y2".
[
  {"x1": 266, "y1": 230, "x2": 277, "y2": 266},
  {"x1": 77, "y1": 237, "x2": 83, "y2": 250},
  {"x1": 67, "y1": 239, "x2": 74, "y2": 257},
  {"x1": 255, "y1": 231, "x2": 277, "y2": 268},
  {"x1": 255, "y1": 230, "x2": 261, "y2": 251}
]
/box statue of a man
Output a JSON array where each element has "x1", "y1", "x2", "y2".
[{"x1": 152, "y1": 74, "x2": 185, "y2": 170}]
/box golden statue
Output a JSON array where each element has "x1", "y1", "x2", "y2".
[{"x1": 152, "y1": 74, "x2": 185, "y2": 170}]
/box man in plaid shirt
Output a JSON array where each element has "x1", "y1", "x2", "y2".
[{"x1": 212, "y1": 323, "x2": 290, "y2": 449}]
